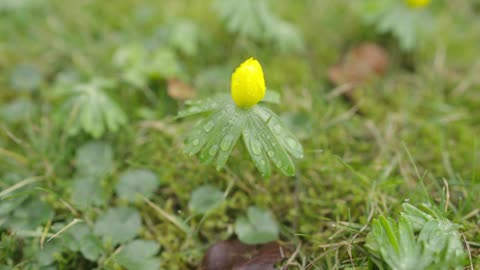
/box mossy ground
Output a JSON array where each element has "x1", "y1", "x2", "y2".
[{"x1": 1, "y1": 0, "x2": 479, "y2": 269}]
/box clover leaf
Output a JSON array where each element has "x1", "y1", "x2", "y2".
[
  {"x1": 115, "y1": 240, "x2": 161, "y2": 270},
  {"x1": 94, "y1": 207, "x2": 142, "y2": 246},
  {"x1": 235, "y1": 206, "x2": 279, "y2": 245},
  {"x1": 188, "y1": 185, "x2": 224, "y2": 214}
]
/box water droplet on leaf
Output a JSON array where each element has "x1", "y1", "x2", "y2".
[
  {"x1": 286, "y1": 137, "x2": 297, "y2": 148},
  {"x1": 203, "y1": 121, "x2": 215, "y2": 132},
  {"x1": 250, "y1": 140, "x2": 261, "y2": 155},
  {"x1": 209, "y1": 145, "x2": 219, "y2": 156},
  {"x1": 221, "y1": 135, "x2": 233, "y2": 151}
]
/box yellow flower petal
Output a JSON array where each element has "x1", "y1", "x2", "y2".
[
  {"x1": 231, "y1": 58, "x2": 266, "y2": 108},
  {"x1": 405, "y1": 0, "x2": 430, "y2": 8}
]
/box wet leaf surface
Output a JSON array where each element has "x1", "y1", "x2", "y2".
[{"x1": 200, "y1": 240, "x2": 290, "y2": 270}]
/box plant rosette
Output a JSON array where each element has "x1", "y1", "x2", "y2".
[
  {"x1": 178, "y1": 58, "x2": 303, "y2": 178},
  {"x1": 354, "y1": 0, "x2": 434, "y2": 51}
]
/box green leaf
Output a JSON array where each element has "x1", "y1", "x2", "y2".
[
  {"x1": 94, "y1": 207, "x2": 142, "y2": 245},
  {"x1": 235, "y1": 206, "x2": 279, "y2": 245},
  {"x1": 367, "y1": 216, "x2": 427, "y2": 270},
  {"x1": 166, "y1": 19, "x2": 200, "y2": 56},
  {"x1": 198, "y1": 106, "x2": 245, "y2": 168},
  {"x1": 214, "y1": 0, "x2": 269, "y2": 40},
  {"x1": 71, "y1": 176, "x2": 107, "y2": 210},
  {"x1": 242, "y1": 115, "x2": 271, "y2": 178},
  {"x1": 245, "y1": 110, "x2": 295, "y2": 177},
  {"x1": 9, "y1": 64, "x2": 43, "y2": 92},
  {"x1": 36, "y1": 241, "x2": 63, "y2": 266},
  {"x1": 0, "y1": 98, "x2": 37, "y2": 123},
  {"x1": 80, "y1": 234, "x2": 103, "y2": 261},
  {"x1": 75, "y1": 141, "x2": 114, "y2": 177},
  {"x1": 188, "y1": 185, "x2": 224, "y2": 214},
  {"x1": 181, "y1": 97, "x2": 303, "y2": 177},
  {"x1": 400, "y1": 203, "x2": 435, "y2": 231},
  {"x1": 147, "y1": 48, "x2": 182, "y2": 79},
  {"x1": 177, "y1": 94, "x2": 230, "y2": 118},
  {"x1": 115, "y1": 240, "x2": 161, "y2": 270},
  {"x1": 213, "y1": 0, "x2": 303, "y2": 52},
  {"x1": 115, "y1": 169, "x2": 160, "y2": 202},
  {"x1": 6, "y1": 198, "x2": 54, "y2": 231},
  {"x1": 367, "y1": 205, "x2": 467, "y2": 270},
  {"x1": 255, "y1": 106, "x2": 304, "y2": 159},
  {"x1": 261, "y1": 90, "x2": 280, "y2": 104},
  {"x1": 62, "y1": 79, "x2": 127, "y2": 138},
  {"x1": 183, "y1": 102, "x2": 235, "y2": 157},
  {"x1": 58, "y1": 222, "x2": 103, "y2": 261}
]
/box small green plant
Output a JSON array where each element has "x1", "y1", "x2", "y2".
[
  {"x1": 55, "y1": 78, "x2": 127, "y2": 138},
  {"x1": 354, "y1": 0, "x2": 433, "y2": 51},
  {"x1": 179, "y1": 58, "x2": 304, "y2": 178},
  {"x1": 366, "y1": 203, "x2": 467, "y2": 270},
  {"x1": 214, "y1": 0, "x2": 304, "y2": 52}
]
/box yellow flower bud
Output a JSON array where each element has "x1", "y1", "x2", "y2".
[
  {"x1": 405, "y1": 0, "x2": 430, "y2": 8},
  {"x1": 231, "y1": 58, "x2": 266, "y2": 108}
]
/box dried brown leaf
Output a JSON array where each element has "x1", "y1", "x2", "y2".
[
  {"x1": 200, "y1": 240, "x2": 290, "y2": 270},
  {"x1": 328, "y1": 43, "x2": 389, "y2": 86},
  {"x1": 167, "y1": 78, "x2": 196, "y2": 101}
]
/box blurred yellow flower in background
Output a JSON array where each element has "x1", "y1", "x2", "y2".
[
  {"x1": 405, "y1": 0, "x2": 431, "y2": 9},
  {"x1": 231, "y1": 58, "x2": 266, "y2": 108}
]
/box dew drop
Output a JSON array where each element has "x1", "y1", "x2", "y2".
[
  {"x1": 221, "y1": 135, "x2": 233, "y2": 151},
  {"x1": 267, "y1": 150, "x2": 274, "y2": 157},
  {"x1": 272, "y1": 123, "x2": 282, "y2": 134},
  {"x1": 250, "y1": 140, "x2": 261, "y2": 155},
  {"x1": 192, "y1": 138, "x2": 200, "y2": 146},
  {"x1": 209, "y1": 144, "x2": 219, "y2": 156},
  {"x1": 286, "y1": 137, "x2": 297, "y2": 148},
  {"x1": 203, "y1": 121, "x2": 215, "y2": 132}
]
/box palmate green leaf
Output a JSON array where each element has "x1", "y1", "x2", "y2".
[
  {"x1": 213, "y1": 0, "x2": 303, "y2": 52},
  {"x1": 262, "y1": 90, "x2": 280, "y2": 104},
  {"x1": 419, "y1": 221, "x2": 466, "y2": 270},
  {"x1": 353, "y1": 0, "x2": 432, "y2": 51},
  {"x1": 198, "y1": 106, "x2": 245, "y2": 169},
  {"x1": 166, "y1": 19, "x2": 200, "y2": 56},
  {"x1": 214, "y1": 0, "x2": 269, "y2": 40},
  {"x1": 180, "y1": 95, "x2": 302, "y2": 177},
  {"x1": 178, "y1": 94, "x2": 230, "y2": 118},
  {"x1": 367, "y1": 216, "x2": 429, "y2": 270},
  {"x1": 367, "y1": 204, "x2": 467, "y2": 270},
  {"x1": 62, "y1": 79, "x2": 127, "y2": 138},
  {"x1": 254, "y1": 106, "x2": 304, "y2": 159},
  {"x1": 377, "y1": 6, "x2": 418, "y2": 51},
  {"x1": 400, "y1": 203, "x2": 435, "y2": 231},
  {"x1": 245, "y1": 110, "x2": 295, "y2": 177}
]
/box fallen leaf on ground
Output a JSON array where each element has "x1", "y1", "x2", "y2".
[
  {"x1": 200, "y1": 240, "x2": 290, "y2": 270},
  {"x1": 167, "y1": 78, "x2": 196, "y2": 101},
  {"x1": 328, "y1": 43, "x2": 389, "y2": 86}
]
